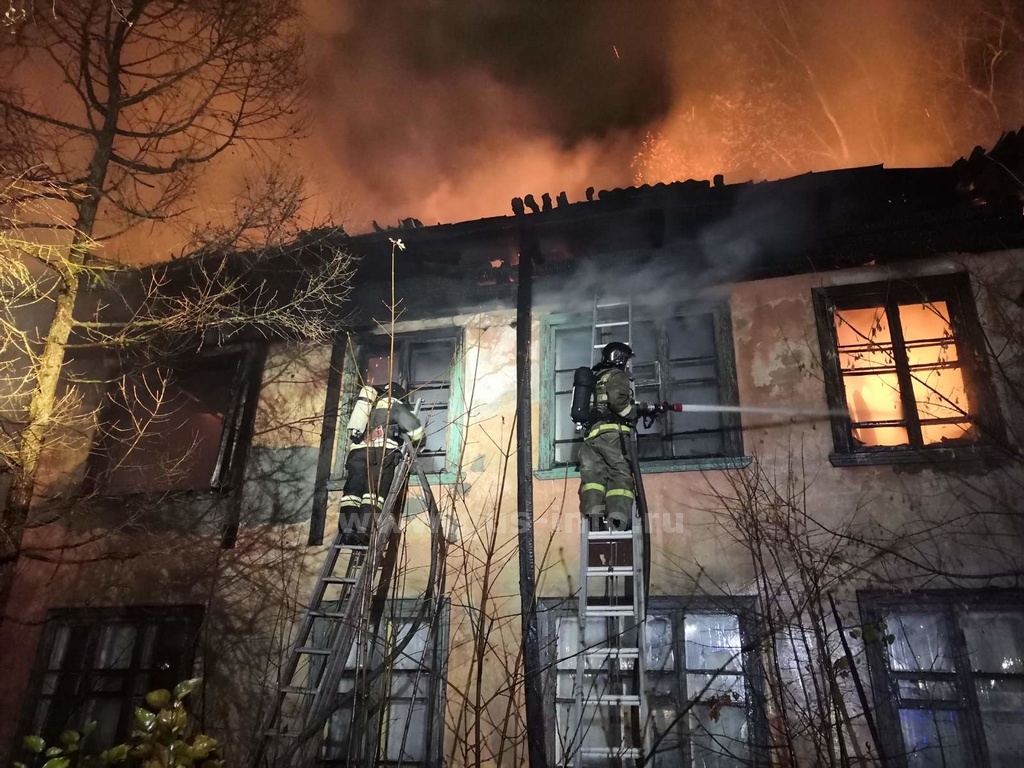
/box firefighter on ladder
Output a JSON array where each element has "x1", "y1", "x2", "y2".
[
  {"x1": 339, "y1": 381, "x2": 425, "y2": 545},
  {"x1": 573, "y1": 342, "x2": 665, "y2": 531}
]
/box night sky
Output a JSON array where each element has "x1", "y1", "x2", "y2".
[{"x1": 299, "y1": 0, "x2": 1024, "y2": 233}]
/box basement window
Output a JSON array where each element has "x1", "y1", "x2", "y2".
[
  {"x1": 20, "y1": 606, "x2": 203, "y2": 754},
  {"x1": 860, "y1": 590, "x2": 1024, "y2": 768},
  {"x1": 813, "y1": 276, "x2": 1000, "y2": 465},
  {"x1": 543, "y1": 305, "x2": 742, "y2": 470},
  {"x1": 323, "y1": 599, "x2": 448, "y2": 767},
  {"x1": 87, "y1": 348, "x2": 260, "y2": 494},
  {"x1": 539, "y1": 597, "x2": 766, "y2": 767}
]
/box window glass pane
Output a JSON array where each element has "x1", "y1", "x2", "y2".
[
  {"x1": 47, "y1": 626, "x2": 70, "y2": 669},
  {"x1": 670, "y1": 361, "x2": 718, "y2": 384},
  {"x1": 685, "y1": 614, "x2": 743, "y2": 672},
  {"x1": 897, "y1": 708, "x2": 966, "y2": 767},
  {"x1": 687, "y1": 672, "x2": 745, "y2": 701},
  {"x1": 649, "y1": 705, "x2": 683, "y2": 767},
  {"x1": 409, "y1": 342, "x2": 452, "y2": 385},
  {"x1": 843, "y1": 371, "x2": 906, "y2": 445},
  {"x1": 899, "y1": 302, "x2": 954, "y2": 346},
  {"x1": 385, "y1": 702, "x2": 427, "y2": 761},
  {"x1": 974, "y1": 679, "x2": 1024, "y2": 768},
  {"x1": 95, "y1": 625, "x2": 136, "y2": 669},
  {"x1": 556, "y1": 327, "x2": 593, "y2": 371},
  {"x1": 668, "y1": 314, "x2": 716, "y2": 359},
  {"x1": 555, "y1": 370, "x2": 575, "y2": 392},
  {"x1": 556, "y1": 393, "x2": 580, "y2": 441},
  {"x1": 646, "y1": 616, "x2": 675, "y2": 672},
  {"x1": 631, "y1": 320, "x2": 657, "y2": 363},
  {"x1": 392, "y1": 623, "x2": 428, "y2": 670},
  {"x1": 962, "y1": 612, "x2": 1024, "y2": 674},
  {"x1": 555, "y1": 441, "x2": 582, "y2": 465},
  {"x1": 886, "y1": 613, "x2": 955, "y2": 672},
  {"x1": 690, "y1": 703, "x2": 750, "y2": 767},
  {"x1": 835, "y1": 306, "x2": 892, "y2": 352},
  {"x1": 672, "y1": 432, "x2": 725, "y2": 458},
  {"x1": 670, "y1": 383, "x2": 722, "y2": 435}
]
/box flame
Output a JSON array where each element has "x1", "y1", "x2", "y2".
[{"x1": 835, "y1": 301, "x2": 972, "y2": 447}]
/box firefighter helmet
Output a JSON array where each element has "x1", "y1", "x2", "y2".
[
  {"x1": 600, "y1": 341, "x2": 634, "y2": 368},
  {"x1": 382, "y1": 381, "x2": 408, "y2": 401}
]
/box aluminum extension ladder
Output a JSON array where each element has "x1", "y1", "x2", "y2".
[
  {"x1": 253, "y1": 437, "x2": 441, "y2": 766},
  {"x1": 565, "y1": 299, "x2": 651, "y2": 766}
]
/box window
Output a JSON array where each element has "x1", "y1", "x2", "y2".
[
  {"x1": 814, "y1": 275, "x2": 999, "y2": 462},
  {"x1": 323, "y1": 600, "x2": 448, "y2": 767},
  {"x1": 87, "y1": 347, "x2": 261, "y2": 493},
  {"x1": 21, "y1": 606, "x2": 203, "y2": 752},
  {"x1": 544, "y1": 306, "x2": 741, "y2": 469},
  {"x1": 860, "y1": 591, "x2": 1024, "y2": 768},
  {"x1": 541, "y1": 597, "x2": 765, "y2": 767},
  {"x1": 334, "y1": 333, "x2": 462, "y2": 477}
]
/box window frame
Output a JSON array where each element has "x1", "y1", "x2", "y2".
[
  {"x1": 538, "y1": 304, "x2": 747, "y2": 478},
  {"x1": 84, "y1": 344, "x2": 264, "y2": 495},
  {"x1": 813, "y1": 274, "x2": 1003, "y2": 467},
  {"x1": 18, "y1": 605, "x2": 204, "y2": 754},
  {"x1": 859, "y1": 589, "x2": 1024, "y2": 768},
  {"x1": 538, "y1": 595, "x2": 768, "y2": 767},
  {"x1": 322, "y1": 598, "x2": 449, "y2": 768},
  {"x1": 328, "y1": 329, "x2": 465, "y2": 485}
]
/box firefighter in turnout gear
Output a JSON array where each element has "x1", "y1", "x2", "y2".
[
  {"x1": 339, "y1": 381, "x2": 425, "y2": 545},
  {"x1": 577, "y1": 342, "x2": 665, "y2": 531}
]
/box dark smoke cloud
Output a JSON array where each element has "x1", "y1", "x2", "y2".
[
  {"x1": 301, "y1": 0, "x2": 1024, "y2": 232},
  {"x1": 301, "y1": 1, "x2": 680, "y2": 230}
]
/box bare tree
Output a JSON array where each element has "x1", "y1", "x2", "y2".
[{"x1": 0, "y1": 0, "x2": 335, "y2": 605}]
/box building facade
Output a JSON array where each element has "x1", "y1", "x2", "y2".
[{"x1": 2, "y1": 157, "x2": 1023, "y2": 767}]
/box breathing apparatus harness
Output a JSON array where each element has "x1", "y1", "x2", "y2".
[{"x1": 570, "y1": 362, "x2": 669, "y2": 433}]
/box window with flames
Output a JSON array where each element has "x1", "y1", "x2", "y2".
[{"x1": 814, "y1": 275, "x2": 998, "y2": 458}]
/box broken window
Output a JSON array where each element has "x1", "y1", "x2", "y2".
[
  {"x1": 815, "y1": 276, "x2": 995, "y2": 457},
  {"x1": 337, "y1": 334, "x2": 460, "y2": 476},
  {"x1": 87, "y1": 349, "x2": 258, "y2": 493},
  {"x1": 861, "y1": 592, "x2": 1024, "y2": 768},
  {"x1": 323, "y1": 600, "x2": 448, "y2": 766},
  {"x1": 543, "y1": 598, "x2": 764, "y2": 766},
  {"x1": 21, "y1": 606, "x2": 202, "y2": 753},
  {"x1": 548, "y1": 307, "x2": 741, "y2": 467}
]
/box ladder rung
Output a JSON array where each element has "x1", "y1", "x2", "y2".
[
  {"x1": 332, "y1": 544, "x2": 368, "y2": 551},
  {"x1": 323, "y1": 576, "x2": 358, "y2": 584},
  {"x1": 310, "y1": 610, "x2": 349, "y2": 619},
  {"x1": 265, "y1": 730, "x2": 301, "y2": 739},
  {"x1": 595, "y1": 302, "x2": 630, "y2": 309},
  {"x1": 579, "y1": 747, "x2": 642, "y2": 759},
  {"x1": 582, "y1": 694, "x2": 642, "y2": 707},
  {"x1": 586, "y1": 566, "x2": 633, "y2": 576},
  {"x1": 585, "y1": 605, "x2": 636, "y2": 617},
  {"x1": 295, "y1": 647, "x2": 332, "y2": 656},
  {"x1": 588, "y1": 531, "x2": 634, "y2": 541},
  {"x1": 594, "y1": 320, "x2": 630, "y2": 328},
  {"x1": 280, "y1": 685, "x2": 319, "y2": 695}
]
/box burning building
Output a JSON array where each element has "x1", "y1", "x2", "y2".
[{"x1": 2, "y1": 136, "x2": 1023, "y2": 767}]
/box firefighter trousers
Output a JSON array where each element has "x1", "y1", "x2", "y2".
[
  {"x1": 339, "y1": 447, "x2": 400, "y2": 541},
  {"x1": 578, "y1": 427, "x2": 635, "y2": 531}
]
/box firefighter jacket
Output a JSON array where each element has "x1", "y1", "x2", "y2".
[
  {"x1": 591, "y1": 366, "x2": 638, "y2": 427},
  {"x1": 347, "y1": 385, "x2": 425, "y2": 450}
]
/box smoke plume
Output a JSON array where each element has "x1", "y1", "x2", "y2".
[{"x1": 301, "y1": 0, "x2": 1024, "y2": 232}]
